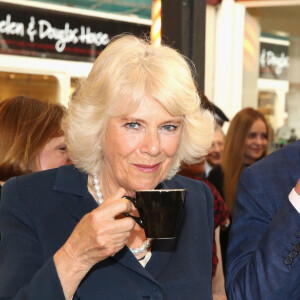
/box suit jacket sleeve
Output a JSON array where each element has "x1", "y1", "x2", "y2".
[
  {"x1": 0, "y1": 177, "x2": 65, "y2": 300},
  {"x1": 226, "y1": 167, "x2": 300, "y2": 300}
]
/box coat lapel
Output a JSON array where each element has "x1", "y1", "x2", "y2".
[
  {"x1": 112, "y1": 246, "x2": 162, "y2": 285},
  {"x1": 52, "y1": 165, "x2": 98, "y2": 221}
]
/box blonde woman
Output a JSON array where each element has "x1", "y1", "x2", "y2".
[{"x1": 0, "y1": 35, "x2": 215, "y2": 299}]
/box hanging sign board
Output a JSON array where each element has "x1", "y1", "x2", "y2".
[
  {"x1": 0, "y1": 2, "x2": 150, "y2": 62},
  {"x1": 259, "y1": 38, "x2": 289, "y2": 81}
]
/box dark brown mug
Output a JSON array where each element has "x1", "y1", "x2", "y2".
[{"x1": 123, "y1": 189, "x2": 185, "y2": 239}]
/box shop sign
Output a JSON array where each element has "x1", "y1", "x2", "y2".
[
  {"x1": 259, "y1": 42, "x2": 289, "y2": 80},
  {"x1": 0, "y1": 2, "x2": 150, "y2": 62}
]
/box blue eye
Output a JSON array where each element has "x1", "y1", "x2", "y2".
[
  {"x1": 125, "y1": 122, "x2": 140, "y2": 129},
  {"x1": 162, "y1": 125, "x2": 178, "y2": 132},
  {"x1": 55, "y1": 145, "x2": 67, "y2": 152}
]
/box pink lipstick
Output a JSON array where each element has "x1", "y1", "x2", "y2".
[{"x1": 133, "y1": 163, "x2": 160, "y2": 173}]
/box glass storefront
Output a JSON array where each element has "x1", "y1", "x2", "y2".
[
  {"x1": 245, "y1": 3, "x2": 300, "y2": 149},
  {"x1": 0, "y1": 71, "x2": 59, "y2": 102},
  {"x1": 0, "y1": 0, "x2": 150, "y2": 105}
]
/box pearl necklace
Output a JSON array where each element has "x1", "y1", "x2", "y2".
[
  {"x1": 91, "y1": 174, "x2": 152, "y2": 256},
  {"x1": 92, "y1": 175, "x2": 104, "y2": 205}
]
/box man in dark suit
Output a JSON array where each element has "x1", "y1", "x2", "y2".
[{"x1": 226, "y1": 140, "x2": 300, "y2": 299}]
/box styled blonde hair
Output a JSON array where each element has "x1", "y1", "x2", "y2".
[
  {"x1": 64, "y1": 34, "x2": 214, "y2": 179},
  {"x1": 222, "y1": 107, "x2": 269, "y2": 213}
]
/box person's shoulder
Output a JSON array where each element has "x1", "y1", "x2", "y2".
[
  {"x1": 263, "y1": 140, "x2": 300, "y2": 161},
  {"x1": 171, "y1": 175, "x2": 214, "y2": 232},
  {"x1": 11, "y1": 165, "x2": 74, "y2": 185},
  {"x1": 247, "y1": 140, "x2": 300, "y2": 174},
  {"x1": 169, "y1": 175, "x2": 213, "y2": 207},
  {"x1": 4, "y1": 165, "x2": 81, "y2": 197},
  {"x1": 3, "y1": 168, "x2": 57, "y2": 192},
  {"x1": 2, "y1": 165, "x2": 85, "y2": 213},
  {"x1": 169, "y1": 174, "x2": 209, "y2": 191},
  {"x1": 238, "y1": 141, "x2": 300, "y2": 200}
]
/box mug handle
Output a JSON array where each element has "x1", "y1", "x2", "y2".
[{"x1": 122, "y1": 196, "x2": 144, "y2": 229}]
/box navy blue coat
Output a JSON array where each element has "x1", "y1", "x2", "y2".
[
  {"x1": 226, "y1": 140, "x2": 300, "y2": 299},
  {"x1": 0, "y1": 166, "x2": 213, "y2": 299}
]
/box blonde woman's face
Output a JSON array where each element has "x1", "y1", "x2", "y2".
[
  {"x1": 102, "y1": 97, "x2": 183, "y2": 195},
  {"x1": 36, "y1": 135, "x2": 72, "y2": 171},
  {"x1": 243, "y1": 119, "x2": 268, "y2": 165}
]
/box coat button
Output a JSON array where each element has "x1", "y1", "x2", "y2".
[
  {"x1": 293, "y1": 243, "x2": 300, "y2": 252},
  {"x1": 289, "y1": 251, "x2": 298, "y2": 258},
  {"x1": 285, "y1": 257, "x2": 293, "y2": 265},
  {"x1": 150, "y1": 291, "x2": 164, "y2": 300}
]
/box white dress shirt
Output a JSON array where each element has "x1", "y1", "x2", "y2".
[{"x1": 289, "y1": 188, "x2": 300, "y2": 213}]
